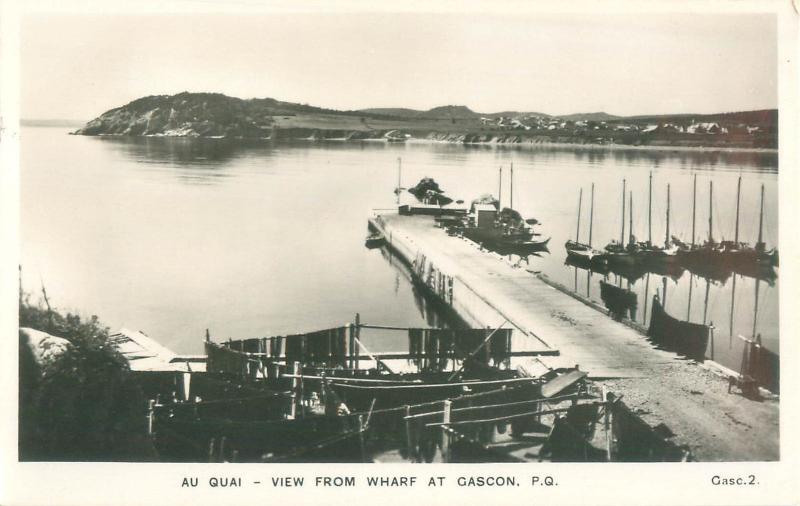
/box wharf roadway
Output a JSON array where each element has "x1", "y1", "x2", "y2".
[{"x1": 372, "y1": 213, "x2": 778, "y2": 461}]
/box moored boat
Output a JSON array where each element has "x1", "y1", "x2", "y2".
[
  {"x1": 564, "y1": 183, "x2": 607, "y2": 265},
  {"x1": 365, "y1": 231, "x2": 385, "y2": 249},
  {"x1": 647, "y1": 294, "x2": 710, "y2": 362}
]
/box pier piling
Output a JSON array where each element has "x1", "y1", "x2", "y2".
[{"x1": 441, "y1": 400, "x2": 452, "y2": 463}]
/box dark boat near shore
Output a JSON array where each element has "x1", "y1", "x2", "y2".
[
  {"x1": 600, "y1": 281, "x2": 638, "y2": 320},
  {"x1": 647, "y1": 295, "x2": 710, "y2": 362}
]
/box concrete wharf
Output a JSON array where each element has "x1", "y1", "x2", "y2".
[{"x1": 370, "y1": 212, "x2": 778, "y2": 461}]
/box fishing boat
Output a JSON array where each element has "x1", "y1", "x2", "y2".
[
  {"x1": 637, "y1": 174, "x2": 680, "y2": 265},
  {"x1": 407, "y1": 177, "x2": 455, "y2": 206},
  {"x1": 384, "y1": 130, "x2": 407, "y2": 143},
  {"x1": 723, "y1": 182, "x2": 779, "y2": 268},
  {"x1": 565, "y1": 183, "x2": 607, "y2": 265},
  {"x1": 603, "y1": 179, "x2": 638, "y2": 266},
  {"x1": 647, "y1": 294, "x2": 710, "y2": 362},
  {"x1": 679, "y1": 176, "x2": 778, "y2": 273},
  {"x1": 600, "y1": 280, "x2": 637, "y2": 320},
  {"x1": 365, "y1": 231, "x2": 385, "y2": 249},
  {"x1": 460, "y1": 165, "x2": 549, "y2": 255}
]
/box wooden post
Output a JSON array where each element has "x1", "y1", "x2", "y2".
[
  {"x1": 404, "y1": 405, "x2": 414, "y2": 460},
  {"x1": 484, "y1": 326, "x2": 490, "y2": 362},
  {"x1": 219, "y1": 436, "x2": 227, "y2": 462},
  {"x1": 208, "y1": 437, "x2": 216, "y2": 462},
  {"x1": 441, "y1": 400, "x2": 452, "y2": 463},
  {"x1": 289, "y1": 361, "x2": 300, "y2": 419},
  {"x1": 354, "y1": 313, "x2": 361, "y2": 371},
  {"x1": 299, "y1": 360, "x2": 305, "y2": 417},
  {"x1": 147, "y1": 399, "x2": 156, "y2": 437},
  {"x1": 603, "y1": 388, "x2": 612, "y2": 461},
  {"x1": 348, "y1": 323, "x2": 355, "y2": 369},
  {"x1": 709, "y1": 323, "x2": 715, "y2": 361},
  {"x1": 358, "y1": 414, "x2": 367, "y2": 463}
]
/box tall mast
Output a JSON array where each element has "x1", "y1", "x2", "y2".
[
  {"x1": 589, "y1": 183, "x2": 595, "y2": 247},
  {"x1": 757, "y1": 183, "x2": 765, "y2": 246},
  {"x1": 643, "y1": 273, "x2": 650, "y2": 325},
  {"x1": 620, "y1": 179, "x2": 626, "y2": 245},
  {"x1": 575, "y1": 188, "x2": 583, "y2": 243},
  {"x1": 691, "y1": 174, "x2": 697, "y2": 247},
  {"x1": 734, "y1": 175, "x2": 742, "y2": 244},
  {"x1": 729, "y1": 274, "x2": 737, "y2": 342},
  {"x1": 396, "y1": 157, "x2": 402, "y2": 204},
  {"x1": 510, "y1": 163, "x2": 514, "y2": 209},
  {"x1": 665, "y1": 184, "x2": 671, "y2": 248},
  {"x1": 628, "y1": 191, "x2": 634, "y2": 246},
  {"x1": 708, "y1": 180, "x2": 714, "y2": 243},
  {"x1": 752, "y1": 278, "x2": 761, "y2": 338},
  {"x1": 648, "y1": 171, "x2": 653, "y2": 244},
  {"x1": 498, "y1": 166, "x2": 503, "y2": 206}
]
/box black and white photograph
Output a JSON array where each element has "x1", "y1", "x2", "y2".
[{"x1": 2, "y1": 0, "x2": 798, "y2": 504}]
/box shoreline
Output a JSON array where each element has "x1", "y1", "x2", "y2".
[
  {"x1": 68, "y1": 129, "x2": 779, "y2": 156},
  {"x1": 409, "y1": 137, "x2": 778, "y2": 155}
]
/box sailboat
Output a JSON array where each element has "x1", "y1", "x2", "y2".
[
  {"x1": 603, "y1": 179, "x2": 638, "y2": 266},
  {"x1": 638, "y1": 174, "x2": 680, "y2": 264},
  {"x1": 678, "y1": 176, "x2": 778, "y2": 277},
  {"x1": 565, "y1": 183, "x2": 607, "y2": 265},
  {"x1": 393, "y1": 157, "x2": 406, "y2": 200},
  {"x1": 725, "y1": 182, "x2": 779, "y2": 268},
  {"x1": 679, "y1": 178, "x2": 726, "y2": 265}
]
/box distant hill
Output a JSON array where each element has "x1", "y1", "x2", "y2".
[
  {"x1": 359, "y1": 105, "x2": 479, "y2": 119},
  {"x1": 73, "y1": 92, "x2": 777, "y2": 150},
  {"x1": 621, "y1": 109, "x2": 777, "y2": 128},
  {"x1": 483, "y1": 111, "x2": 552, "y2": 119},
  {"x1": 358, "y1": 106, "x2": 550, "y2": 119},
  {"x1": 559, "y1": 112, "x2": 621, "y2": 122},
  {"x1": 74, "y1": 92, "x2": 375, "y2": 137}
]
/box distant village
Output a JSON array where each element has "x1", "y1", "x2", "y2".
[{"x1": 479, "y1": 115, "x2": 763, "y2": 136}]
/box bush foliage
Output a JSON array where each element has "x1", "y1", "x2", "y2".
[{"x1": 19, "y1": 297, "x2": 157, "y2": 461}]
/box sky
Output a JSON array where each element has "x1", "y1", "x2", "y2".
[{"x1": 20, "y1": 11, "x2": 777, "y2": 120}]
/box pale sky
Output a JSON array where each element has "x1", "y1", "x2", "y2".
[{"x1": 21, "y1": 12, "x2": 777, "y2": 120}]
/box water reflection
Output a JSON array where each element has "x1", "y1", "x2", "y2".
[
  {"x1": 25, "y1": 128, "x2": 779, "y2": 378},
  {"x1": 378, "y1": 245, "x2": 462, "y2": 330},
  {"x1": 97, "y1": 135, "x2": 249, "y2": 166}
]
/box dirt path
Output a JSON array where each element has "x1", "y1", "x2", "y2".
[{"x1": 605, "y1": 363, "x2": 778, "y2": 461}]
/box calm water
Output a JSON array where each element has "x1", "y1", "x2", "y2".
[{"x1": 21, "y1": 127, "x2": 779, "y2": 372}]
